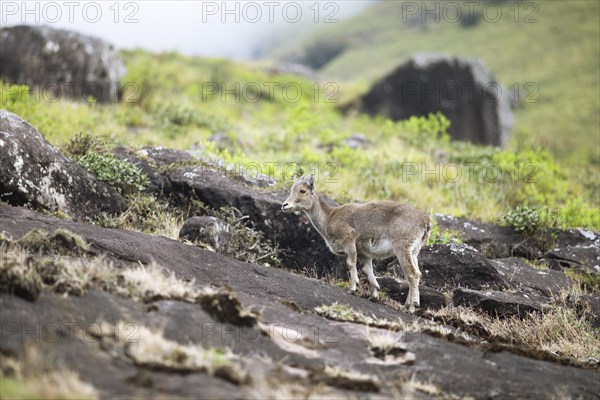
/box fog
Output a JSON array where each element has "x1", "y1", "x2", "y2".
[{"x1": 1, "y1": 1, "x2": 373, "y2": 59}]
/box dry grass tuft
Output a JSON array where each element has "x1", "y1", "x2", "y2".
[
  {"x1": 315, "y1": 302, "x2": 403, "y2": 330},
  {"x1": 367, "y1": 329, "x2": 401, "y2": 354},
  {"x1": 17, "y1": 228, "x2": 90, "y2": 256},
  {"x1": 89, "y1": 321, "x2": 247, "y2": 383},
  {"x1": 99, "y1": 193, "x2": 186, "y2": 239},
  {"x1": 1, "y1": 241, "x2": 258, "y2": 326},
  {"x1": 427, "y1": 297, "x2": 600, "y2": 365},
  {"x1": 0, "y1": 254, "x2": 44, "y2": 301},
  {"x1": 0, "y1": 347, "x2": 98, "y2": 400},
  {"x1": 117, "y1": 262, "x2": 200, "y2": 302},
  {"x1": 314, "y1": 365, "x2": 380, "y2": 392}
]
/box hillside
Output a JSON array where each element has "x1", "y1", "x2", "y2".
[
  {"x1": 269, "y1": 0, "x2": 600, "y2": 166},
  {"x1": 1, "y1": 115, "x2": 599, "y2": 397},
  {"x1": 3, "y1": 48, "x2": 598, "y2": 228}
]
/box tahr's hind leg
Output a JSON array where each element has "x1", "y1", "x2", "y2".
[
  {"x1": 408, "y1": 239, "x2": 423, "y2": 308},
  {"x1": 394, "y1": 244, "x2": 421, "y2": 311}
]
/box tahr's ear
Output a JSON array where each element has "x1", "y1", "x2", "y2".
[{"x1": 305, "y1": 174, "x2": 315, "y2": 191}]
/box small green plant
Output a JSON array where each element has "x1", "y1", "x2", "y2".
[
  {"x1": 503, "y1": 205, "x2": 561, "y2": 237},
  {"x1": 504, "y1": 205, "x2": 541, "y2": 236},
  {"x1": 76, "y1": 152, "x2": 149, "y2": 195},
  {"x1": 63, "y1": 132, "x2": 106, "y2": 157}
]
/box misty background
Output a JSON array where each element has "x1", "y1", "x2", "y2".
[{"x1": 1, "y1": 1, "x2": 373, "y2": 59}]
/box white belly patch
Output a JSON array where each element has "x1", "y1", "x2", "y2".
[{"x1": 364, "y1": 237, "x2": 394, "y2": 258}]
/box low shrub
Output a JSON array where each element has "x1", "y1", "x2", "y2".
[{"x1": 76, "y1": 152, "x2": 149, "y2": 195}]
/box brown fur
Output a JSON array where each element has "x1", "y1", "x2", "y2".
[{"x1": 282, "y1": 175, "x2": 431, "y2": 309}]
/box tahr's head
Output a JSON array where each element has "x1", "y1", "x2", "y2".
[{"x1": 281, "y1": 175, "x2": 316, "y2": 213}]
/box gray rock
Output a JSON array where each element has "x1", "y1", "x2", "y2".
[
  {"x1": 0, "y1": 25, "x2": 124, "y2": 103},
  {"x1": 453, "y1": 288, "x2": 550, "y2": 319},
  {"x1": 358, "y1": 53, "x2": 514, "y2": 146},
  {"x1": 415, "y1": 244, "x2": 509, "y2": 291},
  {"x1": 0, "y1": 110, "x2": 126, "y2": 220},
  {"x1": 342, "y1": 133, "x2": 371, "y2": 149},
  {"x1": 179, "y1": 216, "x2": 234, "y2": 254},
  {"x1": 377, "y1": 276, "x2": 447, "y2": 310},
  {"x1": 434, "y1": 213, "x2": 523, "y2": 259},
  {"x1": 545, "y1": 229, "x2": 600, "y2": 274},
  {"x1": 491, "y1": 257, "x2": 573, "y2": 297}
]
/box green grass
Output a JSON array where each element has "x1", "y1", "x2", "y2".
[
  {"x1": 272, "y1": 1, "x2": 600, "y2": 167},
  {"x1": 1, "y1": 43, "x2": 598, "y2": 229}
]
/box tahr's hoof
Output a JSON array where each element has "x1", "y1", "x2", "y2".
[{"x1": 405, "y1": 303, "x2": 420, "y2": 313}]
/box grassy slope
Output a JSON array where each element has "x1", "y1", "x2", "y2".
[
  {"x1": 1, "y1": 46, "x2": 598, "y2": 228},
  {"x1": 273, "y1": 1, "x2": 600, "y2": 166}
]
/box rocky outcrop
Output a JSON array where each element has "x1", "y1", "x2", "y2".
[
  {"x1": 436, "y1": 214, "x2": 600, "y2": 274},
  {"x1": 1, "y1": 203, "x2": 599, "y2": 399},
  {"x1": 544, "y1": 229, "x2": 600, "y2": 274},
  {"x1": 0, "y1": 110, "x2": 126, "y2": 220},
  {"x1": 0, "y1": 25, "x2": 124, "y2": 103},
  {"x1": 358, "y1": 53, "x2": 514, "y2": 146}
]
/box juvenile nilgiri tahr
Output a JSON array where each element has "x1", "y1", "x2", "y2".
[{"x1": 282, "y1": 175, "x2": 431, "y2": 309}]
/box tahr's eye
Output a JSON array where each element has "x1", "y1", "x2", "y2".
[{"x1": 299, "y1": 189, "x2": 307, "y2": 194}]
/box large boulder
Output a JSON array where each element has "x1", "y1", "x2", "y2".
[
  {"x1": 0, "y1": 25, "x2": 124, "y2": 103},
  {"x1": 358, "y1": 53, "x2": 514, "y2": 146},
  {"x1": 0, "y1": 110, "x2": 126, "y2": 220}
]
